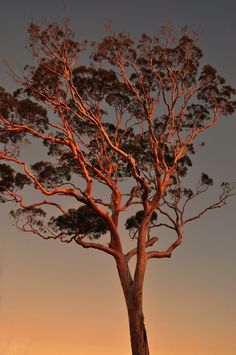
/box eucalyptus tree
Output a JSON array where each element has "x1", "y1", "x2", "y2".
[{"x1": 0, "y1": 22, "x2": 235, "y2": 355}]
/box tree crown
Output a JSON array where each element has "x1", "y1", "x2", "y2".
[{"x1": 0, "y1": 22, "x2": 235, "y2": 259}]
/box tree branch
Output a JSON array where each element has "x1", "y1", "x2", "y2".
[
  {"x1": 75, "y1": 237, "x2": 118, "y2": 257},
  {"x1": 125, "y1": 236, "x2": 159, "y2": 262}
]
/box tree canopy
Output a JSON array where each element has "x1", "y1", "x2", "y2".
[{"x1": 0, "y1": 24, "x2": 234, "y2": 252}]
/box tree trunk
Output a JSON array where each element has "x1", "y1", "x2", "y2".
[
  {"x1": 126, "y1": 289, "x2": 150, "y2": 355},
  {"x1": 116, "y1": 256, "x2": 150, "y2": 355}
]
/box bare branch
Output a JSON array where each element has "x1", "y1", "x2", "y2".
[
  {"x1": 147, "y1": 227, "x2": 183, "y2": 259},
  {"x1": 75, "y1": 236, "x2": 118, "y2": 257},
  {"x1": 125, "y1": 236, "x2": 159, "y2": 262},
  {"x1": 184, "y1": 189, "x2": 236, "y2": 224}
]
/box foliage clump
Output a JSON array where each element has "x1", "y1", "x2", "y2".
[{"x1": 50, "y1": 206, "x2": 109, "y2": 239}]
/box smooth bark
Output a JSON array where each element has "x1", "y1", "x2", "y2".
[
  {"x1": 116, "y1": 254, "x2": 150, "y2": 355},
  {"x1": 126, "y1": 288, "x2": 150, "y2": 355}
]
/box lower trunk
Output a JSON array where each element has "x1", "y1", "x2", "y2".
[
  {"x1": 126, "y1": 292, "x2": 150, "y2": 355},
  {"x1": 116, "y1": 255, "x2": 150, "y2": 354}
]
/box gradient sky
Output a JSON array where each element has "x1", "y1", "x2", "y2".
[{"x1": 0, "y1": 1, "x2": 236, "y2": 354}]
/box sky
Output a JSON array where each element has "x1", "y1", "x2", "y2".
[{"x1": 0, "y1": 0, "x2": 236, "y2": 354}]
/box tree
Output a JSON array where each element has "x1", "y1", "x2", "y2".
[{"x1": 0, "y1": 22, "x2": 235, "y2": 355}]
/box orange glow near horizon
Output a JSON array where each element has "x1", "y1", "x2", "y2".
[
  {"x1": 1, "y1": 313, "x2": 235, "y2": 355},
  {"x1": 1, "y1": 219, "x2": 236, "y2": 355}
]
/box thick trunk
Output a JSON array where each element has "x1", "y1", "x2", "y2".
[
  {"x1": 116, "y1": 256, "x2": 150, "y2": 355},
  {"x1": 126, "y1": 290, "x2": 150, "y2": 355}
]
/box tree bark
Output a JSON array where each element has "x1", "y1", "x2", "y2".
[
  {"x1": 126, "y1": 289, "x2": 150, "y2": 355},
  {"x1": 116, "y1": 255, "x2": 150, "y2": 355}
]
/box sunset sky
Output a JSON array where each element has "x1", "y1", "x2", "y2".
[{"x1": 0, "y1": 1, "x2": 236, "y2": 354}]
